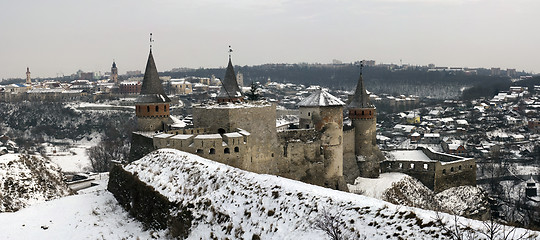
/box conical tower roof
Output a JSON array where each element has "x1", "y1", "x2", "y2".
[
  {"x1": 348, "y1": 73, "x2": 373, "y2": 109},
  {"x1": 217, "y1": 58, "x2": 243, "y2": 99},
  {"x1": 135, "y1": 50, "x2": 171, "y2": 103},
  {"x1": 298, "y1": 88, "x2": 345, "y2": 107}
]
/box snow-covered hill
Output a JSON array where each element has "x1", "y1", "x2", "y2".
[
  {"x1": 0, "y1": 174, "x2": 163, "y2": 239},
  {"x1": 350, "y1": 173, "x2": 489, "y2": 219},
  {"x1": 113, "y1": 149, "x2": 536, "y2": 239},
  {"x1": 0, "y1": 154, "x2": 71, "y2": 212}
]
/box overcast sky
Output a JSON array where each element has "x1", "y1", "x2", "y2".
[{"x1": 1, "y1": 0, "x2": 538, "y2": 79}]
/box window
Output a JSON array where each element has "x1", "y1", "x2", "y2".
[
  {"x1": 410, "y1": 163, "x2": 414, "y2": 169},
  {"x1": 224, "y1": 148, "x2": 230, "y2": 154},
  {"x1": 147, "y1": 106, "x2": 150, "y2": 112},
  {"x1": 196, "y1": 149, "x2": 203, "y2": 154},
  {"x1": 155, "y1": 106, "x2": 159, "y2": 112},
  {"x1": 451, "y1": 167, "x2": 454, "y2": 172},
  {"x1": 209, "y1": 148, "x2": 215, "y2": 154},
  {"x1": 308, "y1": 112, "x2": 311, "y2": 116},
  {"x1": 459, "y1": 165, "x2": 462, "y2": 170},
  {"x1": 423, "y1": 164, "x2": 428, "y2": 170},
  {"x1": 443, "y1": 169, "x2": 446, "y2": 174},
  {"x1": 234, "y1": 147, "x2": 239, "y2": 152}
]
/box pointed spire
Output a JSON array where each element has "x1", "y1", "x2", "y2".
[
  {"x1": 135, "y1": 49, "x2": 170, "y2": 103},
  {"x1": 348, "y1": 61, "x2": 373, "y2": 109},
  {"x1": 217, "y1": 47, "x2": 243, "y2": 101}
]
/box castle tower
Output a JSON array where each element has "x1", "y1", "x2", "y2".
[
  {"x1": 236, "y1": 71, "x2": 244, "y2": 88},
  {"x1": 111, "y1": 61, "x2": 118, "y2": 85},
  {"x1": 348, "y1": 65, "x2": 380, "y2": 178},
  {"x1": 26, "y1": 67, "x2": 31, "y2": 85},
  {"x1": 217, "y1": 48, "x2": 243, "y2": 103},
  {"x1": 298, "y1": 89, "x2": 347, "y2": 190},
  {"x1": 134, "y1": 49, "x2": 172, "y2": 132}
]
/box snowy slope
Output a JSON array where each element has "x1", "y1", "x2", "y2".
[
  {"x1": 351, "y1": 174, "x2": 489, "y2": 219},
  {"x1": 0, "y1": 154, "x2": 71, "y2": 212},
  {"x1": 121, "y1": 149, "x2": 537, "y2": 239},
  {"x1": 0, "y1": 174, "x2": 165, "y2": 239}
]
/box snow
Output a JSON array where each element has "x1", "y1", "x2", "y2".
[
  {"x1": 117, "y1": 149, "x2": 538, "y2": 239},
  {"x1": 349, "y1": 173, "x2": 409, "y2": 198},
  {"x1": 386, "y1": 150, "x2": 435, "y2": 162},
  {"x1": 194, "y1": 134, "x2": 222, "y2": 139},
  {"x1": 0, "y1": 173, "x2": 164, "y2": 239},
  {"x1": 0, "y1": 154, "x2": 71, "y2": 212},
  {"x1": 297, "y1": 89, "x2": 345, "y2": 107},
  {"x1": 48, "y1": 146, "x2": 92, "y2": 173}
]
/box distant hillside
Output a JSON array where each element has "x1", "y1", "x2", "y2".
[
  {"x1": 0, "y1": 154, "x2": 71, "y2": 212},
  {"x1": 108, "y1": 149, "x2": 536, "y2": 239},
  {"x1": 166, "y1": 64, "x2": 511, "y2": 99}
]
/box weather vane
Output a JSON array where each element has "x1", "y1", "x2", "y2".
[
  {"x1": 360, "y1": 60, "x2": 364, "y2": 75},
  {"x1": 150, "y1": 33, "x2": 154, "y2": 50},
  {"x1": 228, "y1": 45, "x2": 233, "y2": 59}
]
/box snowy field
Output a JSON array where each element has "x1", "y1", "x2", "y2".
[
  {"x1": 0, "y1": 174, "x2": 165, "y2": 239},
  {"x1": 348, "y1": 172, "x2": 408, "y2": 198},
  {"x1": 45, "y1": 134, "x2": 101, "y2": 173},
  {"x1": 47, "y1": 146, "x2": 92, "y2": 173}
]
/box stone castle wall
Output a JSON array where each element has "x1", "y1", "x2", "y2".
[
  {"x1": 152, "y1": 130, "x2": 250, "y2": 170},
  {"x1": 193, "y1": 103, "x2": 278, "y2": 174},
  {"x1": 381, "y1": 148, "x2": 476, "y2": 192}
]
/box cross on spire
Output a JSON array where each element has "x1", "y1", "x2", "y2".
[{"x1": 228, "y1": 45, "x2": 233, "y2": 59}]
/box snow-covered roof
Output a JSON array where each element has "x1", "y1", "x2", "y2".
[
  {"x1": 223, "y1": 132, "x2": 243, "y2": 138},
  {"x1": 386, "y1": 150, "x2": 435, "y2": 162},
  {"x1": 154, "y1": 133, "x2": 174, "y2": 139},
  {"x1": 170, "y1": 134, "x2": 193, "y2": 140},
  {"x1": 194, "y1": 134, "x2": 222, "y2": 140},
  {"x1": 297, "y1": 89, "x2": 345, "y2": 107}
]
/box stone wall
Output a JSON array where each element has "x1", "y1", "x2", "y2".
[
  {"x1": 153, "y1": 131, "x2": 250, "y2": 170},
  {"x1": 342, "y1": 128, "x2": 360, "y2": 183},
  {"x1": 434, "y1": 159, "x2": 476, "y2": 193},
  {"x1": 128, "y1": 132, "x2": 155, "y2": 162},
  {"x1": 108, "y1": 165, "x2": 192, "y2": 237},
  {"x1": 381, "y1": 148, "x2": 476, "y2": 192},
  {"x1": 193, "y1": 103, "x2": 278, "y2": 174},
  {"x1": 380, "y1": 160, "x2": 437, "y2": 190}
]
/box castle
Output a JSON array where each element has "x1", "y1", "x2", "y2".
[{"x1": 129, "y1": 48, "x2": 476, "y2": 193}]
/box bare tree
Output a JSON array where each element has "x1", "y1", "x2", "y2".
[
  {"x1": 88, "y1": 139, "x2": 129, "y2": 172},
  {"x1": 312, "y1": 208, "x2": 362, "y2": 240}
]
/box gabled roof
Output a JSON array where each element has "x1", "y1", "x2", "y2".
[
  {"x1": 135, "y1": 50, "x2": 171, "y2": 103},
  {"x1": 217, "y1": 58, "x2": 242, "y2": 99},
  {"x1": 298, "y1": 89, "x2": 345, "y2": 107},
  {"x1": 348, "y1": 73, "x2": 374, "y2": 109}
]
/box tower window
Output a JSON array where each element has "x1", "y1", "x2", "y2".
[
  {"x1": 147, "y1": 106, "x2": 150, "y2": 112},
  {"x1": 209, "y1": 148, "x2": 215, "y2": 154},
  {"x1": 234, "y1": 147, "x2": 239, "y2": 152},
  {"x1": 308, "y1": 112, "x2": 310, "y2": 116},
  {"x1": 156, "y1": 106, "x2": 159, "y2": 112},
  {"x1": 224, "y1": 148, "x2": 230, "y2": 154}
]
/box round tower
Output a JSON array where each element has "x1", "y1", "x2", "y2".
[
  {"x1": 134, "y1": 49, "x2": 172, "y2": 132},
  {"x1": 298, "y1": 89, "x2": 347, "y2": 190},
  {"x1": 348, "y1": 64, "x2": 380, "y2": 178}
]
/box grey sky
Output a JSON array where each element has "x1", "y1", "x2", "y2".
[{"x1": 1, "y1": 0, "x2": 538, "y2": 79}]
